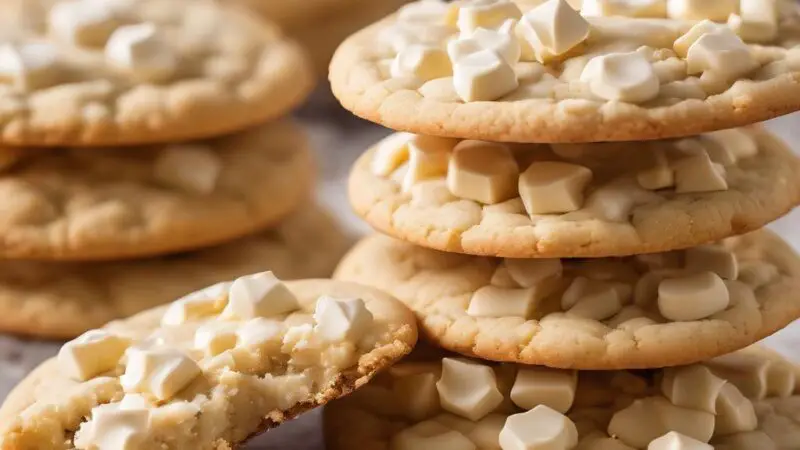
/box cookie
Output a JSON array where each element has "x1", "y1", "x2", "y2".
[
  {"x1": 330, "y1": 0, "x2": 800, "y2": 143},
  {"x1": 0, "y1": 204, "x2": 352, "y2": 339},
  {"x1": 352, "y1": 126, "x2": 800, "y2": 258},
  {"x1": 0, "y1": 275, "x2": 418, "y2": 449},
  {"x1": 335, "y1": 231, "x2": 800, "y2": 369},
  {"x1": 0, "y1": 0, "x2": 313, "y2": 146},
  {"x1": 324, "y1": 345, "x2": 800, "y2": 450},
  {"x1": 230, "y1": 0, "x2": 365, "y2": 31},
  {"x1": 0, "y1": 119, "x2": 313, "y2": 260}
]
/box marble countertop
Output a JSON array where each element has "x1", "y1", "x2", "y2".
[{"x1": 0, "y1": 95, "x2": 798, "y2": 449}]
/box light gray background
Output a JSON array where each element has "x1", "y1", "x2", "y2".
[{"x1": 0, "y1": 96, "x2": 798, "y2": 449}]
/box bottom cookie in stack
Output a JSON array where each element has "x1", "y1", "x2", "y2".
[{"x1": 323, "y1": 345, "x2": 800, "y2": 450}]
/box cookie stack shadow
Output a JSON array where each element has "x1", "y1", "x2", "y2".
[
  {"x1": 325, "y1": 0, "x2": 800, "y2": 448},
  {"x1": 0, "y1": 0, "x2": 352, "y2": 340}
]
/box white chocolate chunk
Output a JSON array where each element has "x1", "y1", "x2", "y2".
[
  {"x1": 77, "y1": 402, "x2": 151, "y2": 450},
  {"x1": 505, "y1": 258, "x2": 563, "y2": 289},
  {"x1": 510, "y1": 367, "x2": 577, "y2": 413},
  {"x1": 661, "y1": 365, "x2": 726, "y2": 413},
  {"x1": 372, "y1": 133, "x2": 414, "y2": 176},
  {"x1": 715, "y1": 383, "x2": 757, "y2": 436},
  {"x1": 577, "y1": 434, "x2": 636, "y2": 450},
  {"x1": 562, "y1": 278, "x2": 624, "y2": 320},
  {"x1": 738, "y1": 261, "x2": 778, "y2": 289},
  {"x1": 758, "y1": 414, "x2": 800, "y2": 449},
  {"x1": 391, "y1": 421, "x2": 477, "y2": 450},
  {"x1": 394, "y1": 372, "x2": 442, "y2": 421},
  {"x1": 666, "y1": 0, "x2": 738, "y2": 21},
  {"x1": 499, "y1": 405, "x2": 579, "y2": 450},
  {"x1": 236, "y1": 318, "x2": 283, "y2": 350},
  {"x1": 392, "y1": 45, "x2": 453, "y2": 81},
  {"x1": 194, "y1": 323, "x2": 237, "y2": 357},
  {"x1": 673, "y1": 20, "x2": 725, "y2": 58},
  {"x1": 706, "y1": 352, "x2": 770, "y2": 399},
  {"x1": 657, "y1": 271, "x2": 730, "y2": 321},
  {"x1": 516, "y1": 0, "x2": 589, "y2": 63},
  {"x1": 121, "y1": 348, "x2": 201, "y2": 401},
  {"x1": 685, "y1": 245, "x2": 738, "y2": 280},
  {"x1": 448, "y1": 25, "x2": 522, "y2": 64},
  {"x1": 519, "y1": 162, "x2": 592, "y2": 215},
  {"x1": 380, "y1": 23, "x2": 455, "y2": 53},
  {"x1": 223, "y1": 272, "x2": 299, "y2": 319},
  {"x1": 49, "y1": 0, "x2": 120, "y2": 47},
  {"x1": 580, "y1": 0, "x2": 667, "y2": 18},
  {"x1": 59, "y1": 330, "x2": 131, "y2": 381},
  {"x1": 609, "y1": 397, "x2": 714, "y2": 448},
  {"x1": 648, "y1": 432, "x2": 712, "y2": 450},
  {"x1": 161, "y1": 282, "x2": 229, "y2": 326},
  {"x1": 673, "y1": 152, "x2": 728, "y2": 194},
  {"x1": 703, "y1": 129, "x2": 758, "y2": 162},
  {"x1": 712, "y1": 431, "x2": 776, "y2": 450},
  {"x1": 766, "y1": 360, "x2": 796, "y2": 398},
  {"x1": 398, "y1": 1, "x2": 454, "y2": 25},
  {"x1": 447, "y1": 140, "x2": 519, "y2": 204},
  {"x1": 685, "y1": 29, "x2": 757, "y2": 81},
  {"x1": 437, "y1": 358, "x2": 504, "y2": 421},
  {"x1": 468, "y1": 413, "x2": 507, "y2": 448},
  {"x1": 467, "y1": 285, "x2": 543, "y2": 318},
  {"x1": 580, "y1": 52, "x2": 660, "y2": 103},
  {"x1": 457, "y1": 0, "x2": 522, "y2": 35},
  {"x1": 727, "y1": 0, "x2": 777, "y2": 43},
  {"x1": 0, "y1": 42, "x2": 59, "y2": 90},
  {"x1": 637, "y1": 149, "x2": 674, "y2": 190},
  {"x1": 452, "y1": 49, "x2": 519, "y2": 102},
  {"x1": 491, "y1": 265, "x2": 520, "y2": 288},
  {"x1": 105, "y1": 23, "x2": 177, "y2": 82},
  {"x1": 403, "y1": 135, "x2": 457, "y2": 191},
  {"x1": 154, "y1": 145, "x2": 222, "y2": 195},
  {"x1": 314, "y1": 296, "x2": 374, "y2": 342}
]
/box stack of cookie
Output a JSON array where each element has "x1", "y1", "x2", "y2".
[
  {"x1": 0, "y1": 0, "x2": 350, "y2": 340},
  {"x1": 328, "y1": 0, "x2": 800, "y2": 447}
]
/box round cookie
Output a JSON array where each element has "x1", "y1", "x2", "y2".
[
  {"x1": 324, "y1": 346, "x2": 800, "y2": 450},
  {"x1": 229, "y1": 0, "x2": 366, "y2": 30},
  {"x1": 0, "y1": 0, "x2": 313, "y2": 146},
  {"x1": 353, "y1": 126, "x2": 800, "y2": 258},
  {"x1": 0, "y1": 276, "x2": 418, "y2": 449},
  {"x1": 0, "y1": 204, "x2": 352, "y2": 339},
  {"x1": 330, "y1": 0, "x2": 800, "y2": 143},
  {"x1": 335, "y1": 231, "x2": 800, "y2": 369},
  {"x1": 0, "y1": 119, "x2": 314, "y2": 260}
]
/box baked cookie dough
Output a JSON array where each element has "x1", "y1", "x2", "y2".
[
  {"x1": 335, "y1": 231, "x2": 800, "y2": 369},
  {"x1": 0, "y1": 0, "x2": 313, "y2": 146},
  {"x1": 351, "y1": 126, "x2": 800, "y2": 258},
  {"x1": 229, "y1": 0, "x2": 366, "y2": 31},
  {"x1": 324, "y1": 346, "x2": 800, "y2": 450},
  {"x1": 330, "y1": 0, "x2": 800, "y2": 142},
  {"x1": 0, "y1": 119, "x2": 313, "y2": 261},
  {"x1": 0, "y1": 205, "x2": 352, "y2": 339},
  {"x1": 0, "y1": 276, "x2": 417, "y2": 449}
]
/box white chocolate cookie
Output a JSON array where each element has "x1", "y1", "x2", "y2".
[
  {"x1": 335, "y1": 231, "x2": 800, "y2": 369},
  {"x1": 324, "y1": 346, "x2": 800, "y2": 450},
  {"x1": 0, "y1": 0, "x2": 313, "y2": 146},
  {"x1": 330, "y1": 0, "x2": 800, "y2": 142},
  {"x1": 0, "y1": 277, "x2": 418, "y2": 449},
  {"x1": 350, "y1": 126, "x2": 800, "y2": 258}
]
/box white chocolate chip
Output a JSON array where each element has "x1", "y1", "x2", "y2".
[
  {"x1": 685, "y1": 29, "x2": 757, "y2": 81},
  {"x1": 715, "y1": 383, "x2": 758, "y2": 436},
  {"x1": 394, "y1": 372, "x2": 442, "y2": 421},
  {"x1": 510, "y1": 367, "x2": 577, "y2": 413},
  {"x1": 685, "y1": 245, "x2": 739, "y2": 280},
  {"x1": 637, "y1": 149, "x2": 674, "y2": 190},
  {"x1": 380, "y1": 23, "x2": 455, "y2": 53},
  {"x1": 419, "y1": 77, "x2": 462, "y2": 102},
  {"x1": 519, "y1": 162, "x2": 592, "y2": 215},
  {"x1": 500, "y1": 405, "x2": 579, "y2": 450},
  {"x1": 447, "y1": 140, "x2": 519, "y2": 204},
  {"x1": 712, "y1": 431, "x2": 776, "y2": 450},
  {"x1": 398, "y1": 1, "x2": 454, "y2": 25},
  {"x1": 194, "y1": 323, "x2": 237, "y2": 357},
  {"x1": 580, "y1": 0, "x2": 667, "y2": 18},
  {"x1": 491, "y1": 264, "x2": 520, "y2": 288},
  {"x1": 457, "y1": 0, "x2": 523, "y2": 36},
  {"x1": 608, "y1": 397, "x2": 714, "y2": 448},
  {"x1": 391, "y1": 421, "x2": 477, "y2": 450},
  {"x1": 657, "y1": 271, "x2": 730, "y2": 321},
  {"x1": 467, "y1": 285, "x2": 544, "y2": 318},
  {"x1": 666, "y1": 0, "x2": 738, "y2": 21},
  {"x1": 403, "y1": 135, "x2": 458, "y2": 191},
  {"x1": 728, "y1": 0, "x2": 778, "y2": 43},
  {"x1": 161, "y1": 282, "x2": 230, "y2": 326},
  {"x1": 706, "y1": 352, "x2": 771, "y2": 399},
  {"x1": 49, "y1": 0, "x2": 120, "y2": 48},
  {"x1": 703, "y1": 129, "x2": 758, "y2": 162},
  {"x1": 673, "y1": 20, "x2": 726, "y2": 58},
  {"x1": 392, "y1": 45, "x2": 453, "y2": 81},
  {"x1": 437, "y1": 358, "x2": 504, "y2": 421},
  {"x1": 738, "y1": 261, "x2": 778, "y2": 288},
  {"x1": 236, "y1": 318, "x2": 284, "y2": 350},
  {"x1": 154, "y1": 145, "x2": 222, "y2": 195},
  {"x1": 648, "y1": 432, "x2": 712, "y2": 450},
  {"x1": 77, "y1": 402, "x2": 151, "y2": 450},
  {"x1": 452, "y1": 49, "x2": 519, "y2": 102},
  {"x1": 760, "y1": 413, "x2": 800, "y2": 448},
  {"x1": 58, "y1": 330, "x2": 131, "y2": 381},
  {"x1": 372, "y1": 132, "x2": 414, "y2": 176},
  {"x1": 313, "y1": 296, "x2": 374, "y2": 343},
  {"x1": 661, "y1": 365, "x2": 726, "y2": 413},
  {"x1": 467, "y1": 414, "x2": 507, "y2": 448},
  {"x1": 105, "y1": 23, "x2": 177, "y2": 82},
  {"x1": 505, "y1": 258, "x2": 563, "y2": 290},
  {"x1": 673, "y1": 152, "x2": 728, "y2": 194},
  {"x1": 577, "y1": 433, "x2": 636, "y2": 450},
  {"x1": 516, "y1": 0, "x2": 589, "y2": 63},
  {"x1": 580, "y1": 52, "x2": 660, "y2": 103},
  {"x1": 223, "y1": 272, "x2": 299, "y2": 320},
  {"x1": 448, "y1": 25, "x2": 522, "y2": 64},
  {"x1": 120, "y1": 347, "x2": 201, "y2": 401},
  {"x1": 0, "y1": 42, "x2": 59, "y2": 90}
]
